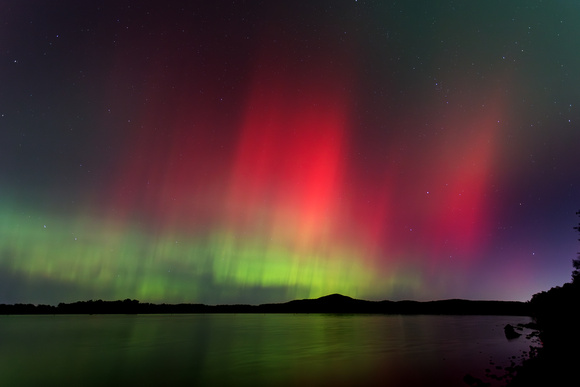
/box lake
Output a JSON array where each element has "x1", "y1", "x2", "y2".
[{"x1": 0, "y1": 314, "x2": 537, "y2": 387}]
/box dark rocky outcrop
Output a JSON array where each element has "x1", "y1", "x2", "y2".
[{"x1": 504, "y1": 324, "x2": 522, "y2": 340}]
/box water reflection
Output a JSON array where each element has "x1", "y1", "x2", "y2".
[{"x1": 0, "y1": 314, "x2": 535, "y2": 386}]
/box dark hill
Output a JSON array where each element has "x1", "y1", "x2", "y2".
[
  {"x1": 316, "y1": 293, "x2": 354, "y2": 302},
  {"x1": 259, "y1": 293, "x2": 378, "y2": 313},
  {"x1": 258, "y1": 295, "x2": 529, "y2": 315}
]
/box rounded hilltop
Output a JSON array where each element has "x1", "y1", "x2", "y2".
[{"x1": 315, "y1": 294, "x2": 355, "y2": 301}]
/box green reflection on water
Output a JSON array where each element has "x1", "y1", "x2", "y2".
[{"x1": 0, "y1": 314, "x2": 534, "y2": 387}]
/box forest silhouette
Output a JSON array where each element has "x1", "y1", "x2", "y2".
[{"x1": 504, "y1": 210, "x2": 580, "y2": 386}]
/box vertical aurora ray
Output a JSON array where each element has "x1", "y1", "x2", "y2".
[
  {"x1": 226, "y1": 67, "x2": 347, "y2": 250},
  {"x1": 417, "y1": 99, "x2": 505, "y2": 260}
]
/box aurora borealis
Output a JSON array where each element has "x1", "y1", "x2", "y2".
[{"x1": 1, "y1": 1, "x2": 579, "y2": 305}]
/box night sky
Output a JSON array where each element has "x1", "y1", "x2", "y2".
[{"x1": 1, "y1": 1, "x2": 579, "y2": 305}]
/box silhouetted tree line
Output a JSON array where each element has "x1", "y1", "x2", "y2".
[
  {"x1": 527, "y1": 210, "x2": 580, "y2": 326},
  {"x1": 507, "y1": 210, "x2": 580, "y2": 387},
  {"x1": 0, "y1": 303, "x2": 55, "y2": 314},
  {"x1": 573, "y1": 209, "x2": 580, "y2": 282},
  {"x1": 0, "y1": 299, "x2": 218, "y2": 315},
  {"x1": 0, "y1": 295, "x2": 531, "y2": 315}
]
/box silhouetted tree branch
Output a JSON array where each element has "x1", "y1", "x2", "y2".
[{"x1": 573, "y1": 210, "x2": 580, "y2": 284}]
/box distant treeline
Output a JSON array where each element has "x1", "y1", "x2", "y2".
[{"x1": 0, "y1": 294, "x2": 532, "y2": 316}]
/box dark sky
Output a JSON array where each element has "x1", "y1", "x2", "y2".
[{"x1": 1, "y1": 1, "x2": 579, "y2": 305}]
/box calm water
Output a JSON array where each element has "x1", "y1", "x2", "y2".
[{"x1": 0, "y1": 314, "x2": 537, "y2": 387}]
